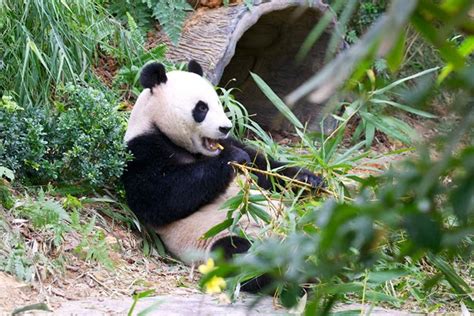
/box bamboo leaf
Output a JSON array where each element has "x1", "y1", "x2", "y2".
[
  {"x1": 219, "y1": 193, "x2": 244, "y2": 211},
  {"x1": 411, "y1": 11, "x2": 465, "y2": 68},
  {"x1": 296, "y1": 0, "x2": 345, "y2": 62},
  {"x1": 365, "y1": 122, "x2": 375, "y2": 148},
  {"x1": 27, "y1": 38, "x2": 50, "y2": 74},
  {"x1": 360, "y1": 112, "x2": 413, "y2": 144},
  {"x1": 247, "y1": 203, "x2": 271, "y2": 224},
  {"x1": 438, "y1": 36, "x2": 474, "y2": 83},
  {"x1": 429, "y1": 255, "x2": 474, "y2": 308},
  {"x1": 250, "y1": 72, "x2": 304, "y2": 129},
  {"x1": 201, "y1": 218, "x2": 233, "y2": 239},
  {"x1": 372, "y1": 67, "x2": 439, "y2": 95},
  {"x1": 371, "y1": 99, "x2": 437, "y2": 118},
  {"x1": 386, "y1": 30, "x2": 406, "y2": 72},
  {"x1": 367, "y1": 269, "x2": 410, "y2": 284}
]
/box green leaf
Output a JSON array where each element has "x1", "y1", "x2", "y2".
[
  {"x1": 250, "y1": 72, "x2": 304, "y2": 129},
  {"x1": 295, "y1": 0, "x2": 345, "y2": 62},
  {"x1": 360, "y1": 112, "x2": 414, "y2": 144},
  {"x1": 220, "y1": 193, "x2": 244, "y2": 211},
  {"x1": 438, "y1": 36, "x2": 474, "y2": 82},
  {"x1": 429, "y1": 255, "x2": 474, "y2": 308},
  {"x1": 367, "y1": 269, "x2": 410, "y2": 284},
  {"x1": 280, "y1": 283, "x2": 300, "y2": 308},
  {"x1": 128, "y1": 289, "x2": 156, "y2": 316},
  {"x1": 365, "y1": 122, "x2": 375, "y2": 148},
  {"x1": 405, "y1": 213, "x2": 442, "y2": 251},
  {"x1": 365, "y1": 291, "x2": 400, "y2": 303},
  {"x1": 323, "y1": 127, "x2": 345, "y2": 163},
  {"x1": 371, "y1": 99, "x2": 437, "y2": 118},
  {"x1": 27, "y1": 38, "x2": 50, "y2": 74},
  {"x1": 201, "y1": 218, "x2": 233, "y2": 239},
  {"x1": 247, "y1": 203, "x2": 271, "y2": 224},
  {"x1": 386, "y1": 30, "x2": 406, "y2": 72},
  {"x1": 372, "y1": 67, "x2": 439, "y2": 96},
  {"x1": 333, "y1": 141, "x2": 366, "y2": 165},
  {"x1": 449, "y1": 176, "x2": 474, "y2": 224},
  {"x1": 325, "y1": 0, "x2": 358, "y2": 61},
  {"x1": 411, "y1": 12, "x2": 465, "y2": 68},
  {"x1": 321, "y1": 282, "x2": 364, "y2": 295},
  {"x1": 151, "y1": 0, "x2": 192, "y2": 45}
]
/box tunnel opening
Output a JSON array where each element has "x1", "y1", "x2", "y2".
[{"x1": 219, "y1": 6, "x2": 335, "y2": 133}]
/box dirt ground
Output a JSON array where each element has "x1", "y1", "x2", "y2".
[
  {"x1": 0, "y1": 272, "x2": 415, "y2": 315},
  {"x1": 0, "y1": 220, "x2": 200, "y2": 314}
]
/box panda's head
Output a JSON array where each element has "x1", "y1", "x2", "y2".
[{"x1": 125, "y1": 60, "x2": 232, "y2": 156}]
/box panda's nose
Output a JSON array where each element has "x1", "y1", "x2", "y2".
[{"x1": 219, "y1": 126, "x2": 231, "y2": 135}]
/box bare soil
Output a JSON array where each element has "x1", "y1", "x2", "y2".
[{"x1": 0, "y1": 213, "x2": 198, "y2": 314}]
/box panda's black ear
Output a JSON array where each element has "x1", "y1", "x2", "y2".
[
  {"x1": 188, "y1": 60, "x2": 203, "y2": 76},
  {"x1": 140, "y1": 62, "x2": 167, "y2": 90}
]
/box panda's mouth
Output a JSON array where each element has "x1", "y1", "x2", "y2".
[{"x1": 202, "y1": 137, "x2": 223, "y2": 152}]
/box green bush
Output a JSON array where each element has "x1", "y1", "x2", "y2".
[
  {"x1": 53, "y1": 84, "x2": 130, "y2": 186},
  {"x1": 0, "y1": 86, "x2": 129, "y2": 187},
  {"x1": 0, "y1": 98, "x2": 53, "y2": 180}
]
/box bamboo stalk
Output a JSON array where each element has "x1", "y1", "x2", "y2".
[{"x1": 229, "y1": 162, "x2": 354, "y2": 202}]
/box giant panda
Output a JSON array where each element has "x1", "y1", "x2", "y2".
[{"x1": 122, "y1": 60, "x2": 323, "y2": 292}]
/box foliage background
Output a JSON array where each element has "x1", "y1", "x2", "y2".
[{"x1": 0, "y1": 0, "x2": 473, "y2": 314}]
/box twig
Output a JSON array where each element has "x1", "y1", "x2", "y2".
[
  {"x1": 229, "y1": 162, "x2": 354, "y2": 202},
  {"x1": 237, "y1": 166, "x2": 283, "y2": 217}
]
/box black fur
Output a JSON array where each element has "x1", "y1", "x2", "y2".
[
  {"x1": 241, "y1": 274, "x2": 274, "y2": 293},
  {"x1": 122, "y1": 127, "x2": 322, "y2": 294},
  {"x1": 211, "y1": 236, "x2": 274, "y2": 293},
  {"x1": 211, "y1": 236, "x2": 251, "y2": 260},
  {"x1": 123, "y1": 127, "x2": 247, "y2": 226},
  {"x1": 224, "y1": 138, "x2": 324, "y2": 190},
  {"x1": 219, "y1": 126, "x2": 231, "y2": 135},
  {"x1": 192, "y1": 101, "x2": 209, "y2": 123},
  {"x1": 140, "y1": 62, "x2": 167, "y2": 90},
  {"x1": 122, "y1": 130, "x2": 323, "y2": 227},
  {"x1": 188, "y1": 59, "x2": 203, "y2": 76}
]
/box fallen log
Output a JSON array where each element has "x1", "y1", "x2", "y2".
[{"x1": 154, "y1": 0, "x2": 341, "y2": 132}]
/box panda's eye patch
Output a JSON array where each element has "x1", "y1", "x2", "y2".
[{"x1": 192, "y1": 101, "x2": 209, "y2": 123}]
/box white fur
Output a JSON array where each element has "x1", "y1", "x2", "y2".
[
  {"x1": 125, "y1": 70, "x2": 232, "y2": 156},
  {"x1": 156, "y1": 176, "x2": 278, "y2": 265}
]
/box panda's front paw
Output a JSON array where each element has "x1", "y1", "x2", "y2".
[
  {"x1": 287, "y1": 168, "x2": 324, "y2": 189},
  {"x1": 222, "y1": 145, "x2": 250, "y2": 165},
  {"x1": 296, "y1": 171, "x2": 324, "y2": 189}
]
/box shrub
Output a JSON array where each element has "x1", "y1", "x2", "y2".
[
  {"x1": 0, "y1": 86, "x2": 129, "y2": 187},
  {"x1": 0, "y1": 97, "x2": 53, "y2": 181},
  {"x1": 53, "y1": 84, "x2": 130, "y2": 186}
]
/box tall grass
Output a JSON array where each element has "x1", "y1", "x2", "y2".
[{"x1": 0, "y1": 0, "x2": 123, "y2": 106}]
